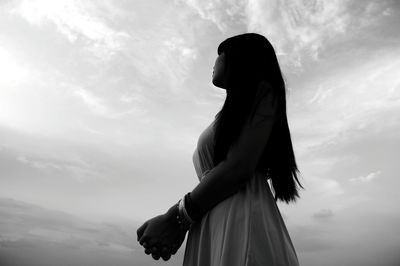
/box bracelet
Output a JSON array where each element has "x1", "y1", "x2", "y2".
[
  {"x1": 181, "y1": 196, "x2": 194, "y2": 224},
  {"x1": 175, "y1": 199, "x2": 192, "y2": 231},
  {"x1": 175, "y1": 192, "x2": 207, "y2": 231}
]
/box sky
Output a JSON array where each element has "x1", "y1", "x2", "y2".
[{"x1": 0, "y1": 0, "x2": 400, "y2": 265}]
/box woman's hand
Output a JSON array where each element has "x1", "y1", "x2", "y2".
[
  {"x1": 136, "y1": 206, "x2": 188, "y2": 261},
  {"x1": 142, "y1": 224, "x2": 187, "y2": 261}
]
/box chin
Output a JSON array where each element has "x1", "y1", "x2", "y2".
[{"x1": 212, "y1": 79, "x2": 225, "y2": 89}]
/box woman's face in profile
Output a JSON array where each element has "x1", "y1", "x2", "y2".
[{"x1": 212, "y1": 52, "x2": 225, "y2": 88}]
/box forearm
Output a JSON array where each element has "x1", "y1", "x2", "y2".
[{"x1": 189, "y1": 160, "x2": 251, "y2": 214}]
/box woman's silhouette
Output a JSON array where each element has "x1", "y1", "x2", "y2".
[{"x1": 137, "y1": 33, "x2": 304, "y2": 265}]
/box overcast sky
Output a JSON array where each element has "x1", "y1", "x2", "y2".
[{"x1": 1, "y1": 0, "x2": 400, "y2": 265}]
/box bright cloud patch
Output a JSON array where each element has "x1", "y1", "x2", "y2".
[
  {"x1": 349, "y1": 170, "x2": 381, "y2": 183},
  {"x1": 9, "y1": 0, "x2": 130, "y2": 58}
]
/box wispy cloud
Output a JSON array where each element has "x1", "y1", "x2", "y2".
[
  {"x1": 9, "y1": 0, "x2": 130, "y2": 59},
  {"x1": 177, "y1": 0, "x2": 395, "y2": 69},
  {"x1": 291, "y1": 48, "x2": 400, "y2": 155},
  {"x1": 157, "y1": 36, "x2": 199, "y2": 91},
  {"x1": 244, "y1": 0, "x2": 394, "y2": 67},
  {"x1": 73, "y1": 88, "x2": 144, "y2": 119},
  {"x1": 16, "y1": 154, "x2": 105, "y2": 183},
  {"x1": 349, "y1": 170, "x2": 381, "y2": 183},
  {"x1": 176, "y1": 0, "x2": 245, "y2": 32},
  {"x1": 310, "y1": 176, "x2": 344, "y2": 197}
]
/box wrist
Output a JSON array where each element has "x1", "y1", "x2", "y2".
[
  {"x1": 166, "y1": 192, "x2": 206, "y2": 232},
  {"x1": 166, "y1": 202, "x2": 179, "y2": 220},
  {"x1": 165, "y1": 201, "x2": 190, "y2": 231}
]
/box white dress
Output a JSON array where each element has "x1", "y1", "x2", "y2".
[{"x1": 182, "y1": 118, "x2": 300, "y2": 266}]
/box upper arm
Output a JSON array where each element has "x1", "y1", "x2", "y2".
[{"x1": 225, "y1": 81, "x2": 278, "y2": 177}]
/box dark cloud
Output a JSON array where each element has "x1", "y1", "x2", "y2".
[
  {"x1": 312, "y1": 208, "x2": 334, "y2": 220},
  {"x1": 0, "y1": 198, "x2": 185, "y2": 265}
]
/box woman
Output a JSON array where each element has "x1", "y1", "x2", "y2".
[{"x1": 137, "y1": 33, "x2": 304, "y2": 265}]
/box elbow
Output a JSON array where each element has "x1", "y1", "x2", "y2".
[
  {"x1": 219, "y1": 158, "x2": 255, "y2": 185},
  {"x1": 231, "y1": 160, "x2": 255, "y2": 183}
]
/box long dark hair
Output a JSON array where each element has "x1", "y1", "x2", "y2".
[{"x1": 212, "y1": 33, "x2": 304, "y2": 204}]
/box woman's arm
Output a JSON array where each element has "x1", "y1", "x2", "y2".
[
  {"x1": 189, "y1": 155, "x2": 257, "y2": 213},
  {"x1": 188, "y1": 81, "x2": 278, "y2": 215}
]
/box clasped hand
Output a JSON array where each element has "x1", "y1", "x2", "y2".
[{"x1": 136, "y1": 211, "x2": 188, "y2": 261}]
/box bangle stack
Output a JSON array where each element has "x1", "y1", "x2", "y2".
[{"x1": 175, "y1": 192, "x2": 205, "y2": 231}]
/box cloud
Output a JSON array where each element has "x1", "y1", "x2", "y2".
[
  {"x1": 313, "y1": 177, "x2": 344, "y2": 197},
  {"x1": 243, "y1": 0, "x2": 350, "y2": 66},
  {"x1": 297, "y1": 156, "x2": 346, "y2": 199},
  {"x1": 1, "y1": 2, "x2": 400, "y2": 265},
  {"x1": 308, "y1": 85, "x2": 333, "y2": 105},
  {"x1": 349, "y1": 170, "x2": 381, "y2": 183},
  {"x1": 291, "y1": 47, "x2": 400, "y2": 157},
  {"x1": 16, "y1": 154, "x2": 105, "y2": 183},
  {"x1": 178, "y1": 0, "x2": 395, "y2": 69},
  {"x1": 312, "y1": 208, "x2": 334, "y2": 220},
  {"x1": 9, "y1": 0, "x2": 130, "y2": 59},
  {"x1": 163, "y1": 37, "x2": 197, "y2": 60},
  {"x1": 291, "y1": 207, "x2": 400, "y2": 265},
  {"x1": 176, "y1": 0, "x2": 245, "y2": 32},
  {"x1": 243, "y1": 0, "x2": 395, "y2": 68},
  {"x1": 0, "y1": 197, "x2": 139, "y2": 250},
  {"x1": 73, "y1": 88, "x2": 143, "y2": 119},
  {"x1": 73, "y1": 88, "x2": 110, "y2": 116},
  {"x1": 0, "y1": 198, "x2": 179, "y2": 266},
  {"x1": 157, "y1": 36, "x2": 199, "y2": 91}
]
